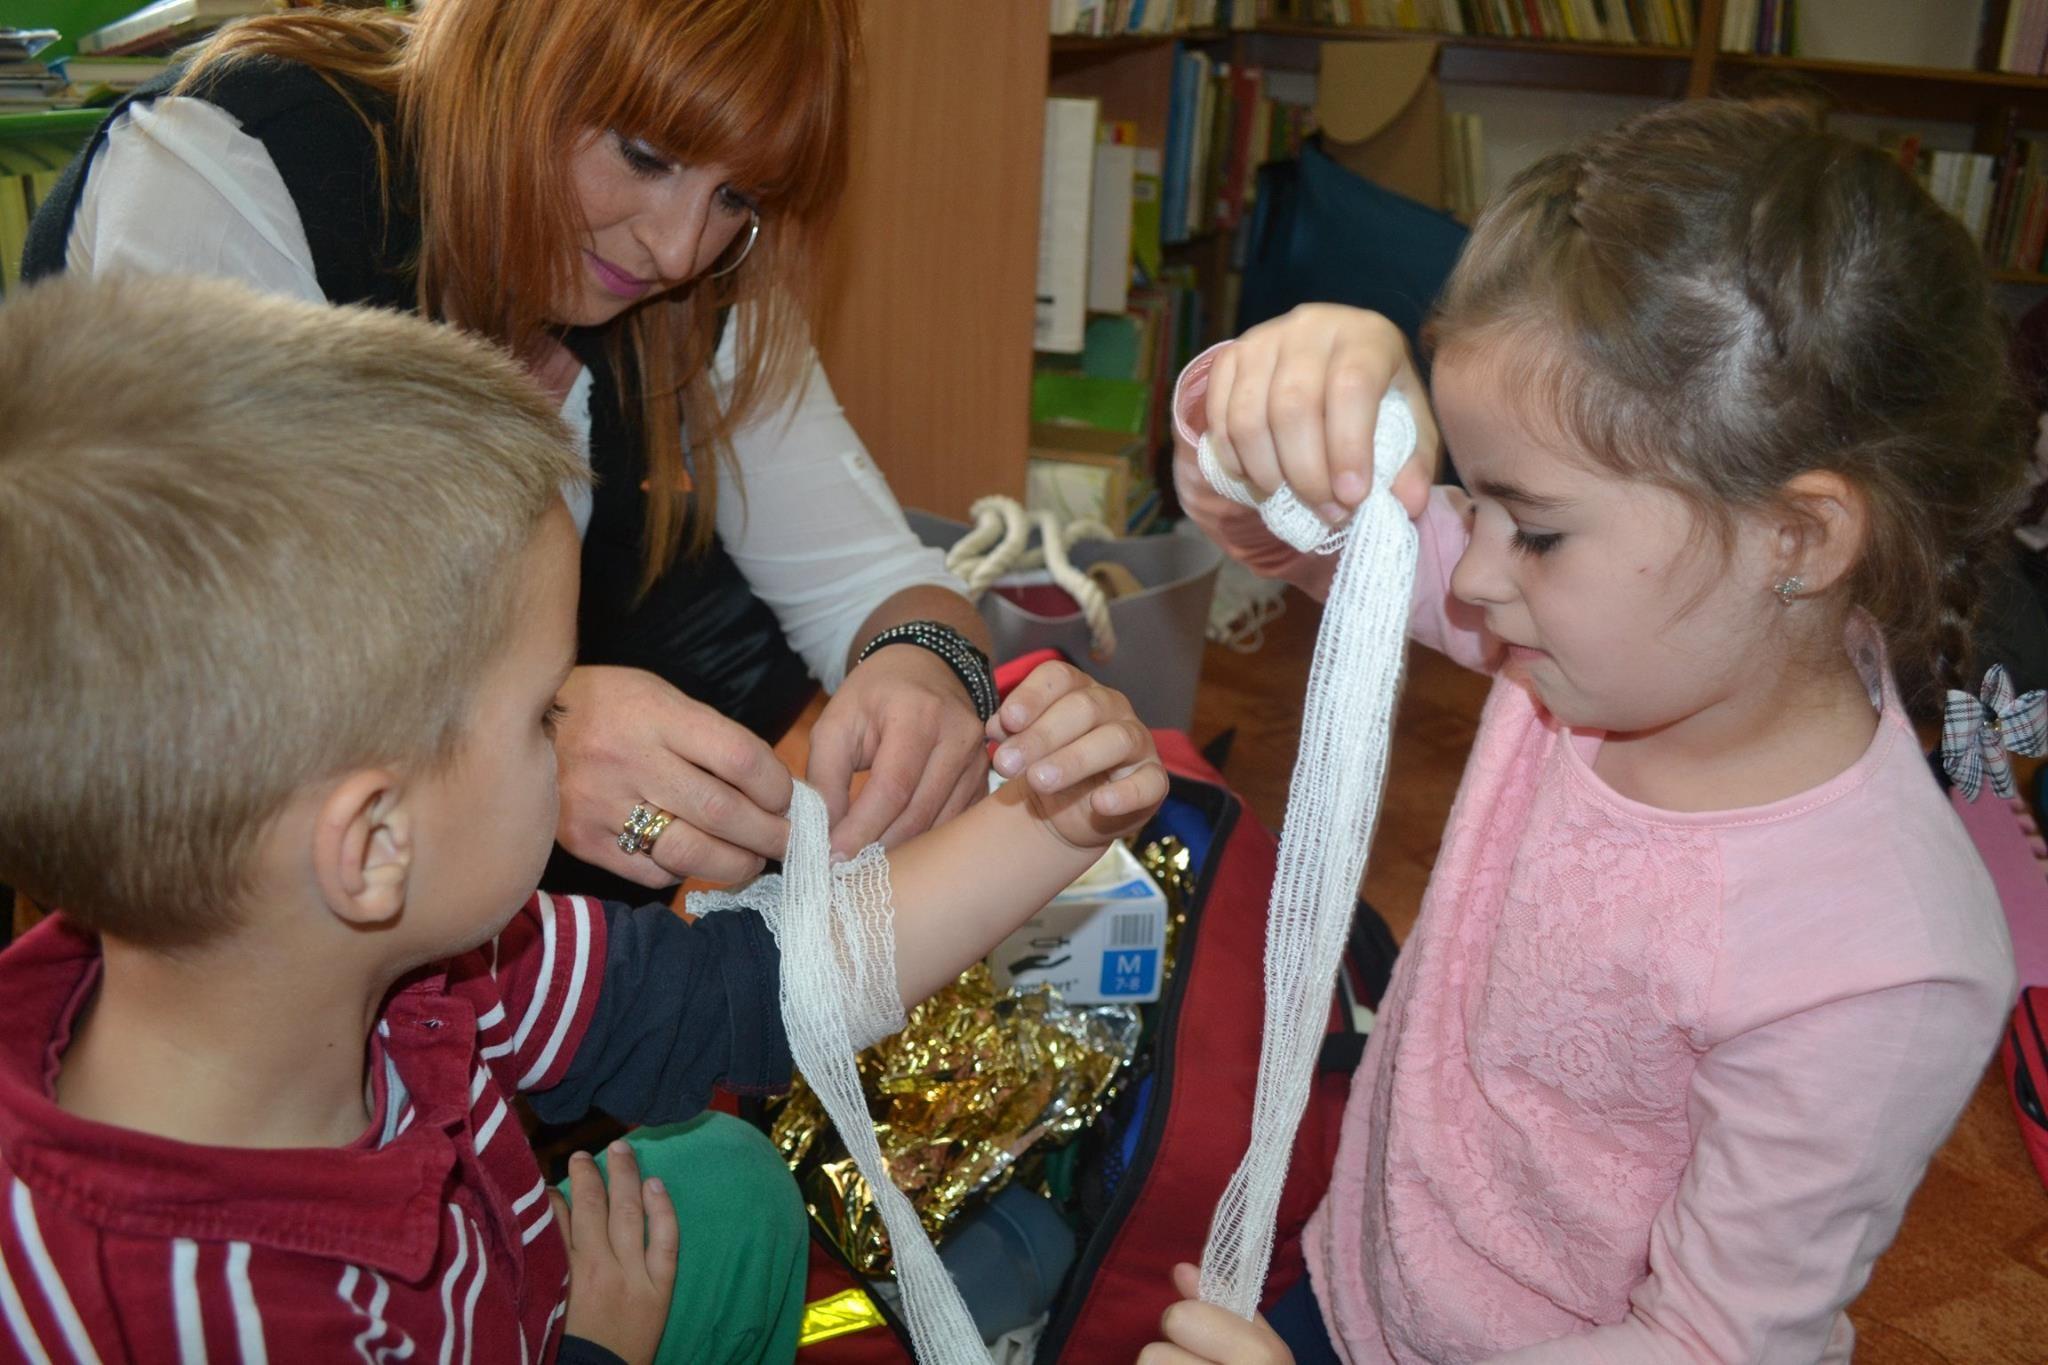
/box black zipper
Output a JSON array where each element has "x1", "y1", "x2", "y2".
[{"x1": 1035, "y1": 774, "x2": 1241, "y2": 1361}]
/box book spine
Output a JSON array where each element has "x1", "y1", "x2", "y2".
[
  {"x1": 2022, "y1": 151, "x2": 2048, "y2": 270},
  {"x1": 1221, "y1": 62, "x2": 1260, "y2": 227},
  {"x1": 1970, "y1": 153, "x2": 1998, "y2": 245},
  {"x1": 1161, "y1": 49, "x2": 1196, "y2": 245}
]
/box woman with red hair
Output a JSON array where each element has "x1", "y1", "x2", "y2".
[{"x1": 25, "y1": 0, "x2": 997, "y2": 906}]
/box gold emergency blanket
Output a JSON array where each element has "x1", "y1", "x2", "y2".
[
  {"x1": 772, "y1": 964, "x2": 1138, "y2": 1272},
  {"x1": 774, "y1": 837, "x2": 1196, "y2": 1275}
]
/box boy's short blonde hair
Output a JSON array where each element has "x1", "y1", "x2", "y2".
[{"x1": 0, "y1": 274, "x2": 588, "y2": 946}]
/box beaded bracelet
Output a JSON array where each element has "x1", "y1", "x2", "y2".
[{"x1": 856, "y1": 620, "x2": 999, "y2": 723}]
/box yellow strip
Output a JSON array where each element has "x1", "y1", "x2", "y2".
[{"x1": 797, "y1": 1287, "x2": 888, "y2": 1346}]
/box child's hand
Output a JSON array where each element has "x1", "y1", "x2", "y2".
[
  {"x1": 1138, "y1": 1263, "x2": 1296, "y2": 1365},
  {"x1": 552, "y1": 1142, "x2": 678, "y2": 1365},
  {"x1": 1198, "y1": 303, "x2": 1440, "y2": 522},
  {"x1": 987, "y1": 662, "x2": 1167, "y2": 850}
]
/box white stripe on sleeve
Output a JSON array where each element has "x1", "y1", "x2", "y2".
[
  {"x1": 475, "y1": 1002, "x2": 506, "y2": 1031},
  {"x1": 516, "y1": 896, "x2": 592, "y2": 1090},
  {"x1": 510, "y1": 1178, "x2": 548, "y2": 1217},
  {"x1": 172, "y1": 1239, "x2": 206, "y2": 1365},
  {"x1": 506, "y1": 897, "x2": 559, "y2": 1058},
  {"x1": 226, "y1": 1243, "x2": 266, "y2": 1365},
  {"x1": 519, "y1": 1204, "x2": 555, "y2": 1247},
  {"x1": 10, "y1": 1181, "x2": 101, "y2": 1365},
  {"x1": 0, "y1": 1237, "x2": 53, "y2": 1365}
]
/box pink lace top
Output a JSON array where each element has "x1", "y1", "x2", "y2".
[{"x1": 1173, "y1": 352, "x2": 2018, "y2": 1363}]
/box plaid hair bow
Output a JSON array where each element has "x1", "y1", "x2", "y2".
[{"x1": 1942, "y1": 664, "x2": 2048, "y2": 801}]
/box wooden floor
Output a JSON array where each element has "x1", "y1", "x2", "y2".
[{"x1": 1187, "y1": 589, "x2": 2048, "y2": 1364}]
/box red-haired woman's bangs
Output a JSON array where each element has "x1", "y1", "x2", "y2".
[{"x1": 587, "y1": 0, "x2": 853, "y2": 219}]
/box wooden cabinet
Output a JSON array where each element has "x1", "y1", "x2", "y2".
[{"x1": 815, "y1": 1, "x2": 1048, "y2": 520}]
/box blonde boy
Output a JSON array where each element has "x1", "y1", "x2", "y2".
[{"x1": 0, "y1": 275, "x2": 1166, "y2": 1364}]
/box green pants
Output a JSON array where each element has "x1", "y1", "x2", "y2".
[{"x1": 559, "y1": 1112, "x2": 809, "y2": 1364}]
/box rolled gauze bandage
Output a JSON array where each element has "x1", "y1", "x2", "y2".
[
  {"x1": 1194, "y1": 390, "x2": 1420, "y2": 1319},
  {"x1": 1195, "y1": 391, "x2": 1419, "y2": 555}
]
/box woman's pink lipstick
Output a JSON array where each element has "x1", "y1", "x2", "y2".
[{"x1": 585, "y1": 251, "x2": 653, "y2": 301}]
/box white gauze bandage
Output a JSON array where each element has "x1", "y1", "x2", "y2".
[
  {"x1": 1193, "y1": 391, "x2": 1419, "y2": 1319},
  {"x1": 686, "y1": 782, "x2": 990, "y2": 1362}
]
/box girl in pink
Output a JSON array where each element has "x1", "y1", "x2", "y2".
[{"x1": 1141, "y1": 100, "x2": 2025, "y2": 1364}]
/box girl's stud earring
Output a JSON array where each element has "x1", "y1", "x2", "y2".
[{"x1": 1773, "y1": 575, "x2": 1805, "y2": 605}]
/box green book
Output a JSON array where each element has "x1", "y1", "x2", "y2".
[
  {"x1": 1080, "y1": 314, "x2": 1143, "y2": 382},
  {"x1": 1130, "y1": 149, "x2": 1163, "y2": 287},
  {"x1": 1030, "y1": 372, "x2": 1150, "y2": 436}
]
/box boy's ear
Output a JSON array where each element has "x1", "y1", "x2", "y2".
[
  {"x1": 313, "y1": 770, "x2": 412, "y2": 928},
  {"x1": 1774, "y1": 470, "x2": 1867, "y2": 596}
]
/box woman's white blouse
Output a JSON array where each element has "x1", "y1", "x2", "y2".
[{"x1": 67, "y1": 96, "x2": 962, "y2": 690}]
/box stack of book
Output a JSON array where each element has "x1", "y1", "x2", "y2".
[
  {"x1": 1029, "y1": 289, "x2": 1201, "y2": 532},
  {"x1": 1050, "y1": 0, "x2": 1257, "y2": 37},
  {"x1": 0, "y1": 1, "x2": 280, "y2": 111},
  {"x1": 0, "y1": 28, "x2": 71, "y2": 109},
  {"x1": 1033, "y1": 52, "x2": 1325, "y2": 522},
  {"x1": 1163, "y1": 53, "x2": 1312, "y2": 248},
  {"x1": 1257, "y1": 0, "x2": 1695, "y2": 46},
  {"x1": 1885, "y1": 128, "x2": 2048, "y2": 280},
  {"x1": 1983, "y1": 139, "x2": 2048, "y2": 275},
  {"x1": 1993, "y1": 1, "x2": 2048, "y2": 76}
]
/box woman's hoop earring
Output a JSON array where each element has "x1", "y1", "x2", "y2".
[{"x1": 705, "y1": 209, "x2": 760, "y2": 279}]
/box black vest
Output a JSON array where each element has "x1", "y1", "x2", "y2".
[{"x1": 24, "y1": 60, "x2": 817, "y2": 749}]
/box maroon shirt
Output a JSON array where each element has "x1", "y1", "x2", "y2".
[{"x1": 0, "y1": 889, "x2": 788, "y2": 1365}]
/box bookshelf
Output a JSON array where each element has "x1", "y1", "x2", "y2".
[
  {"x1": 806, "y1": 0, "x2": 2048, "y2": 523},
  {"x1": 10, "y1": 2, "x2": 2030, "y2": 514}
]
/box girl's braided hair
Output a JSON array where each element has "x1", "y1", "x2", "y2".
[{"x1": 1426, "y1": 98, "x2": 2032, "y2": 713}]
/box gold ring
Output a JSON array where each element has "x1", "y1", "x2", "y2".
[{"x1": 617, "y1": 803, "x2": 675, "y2": 856}]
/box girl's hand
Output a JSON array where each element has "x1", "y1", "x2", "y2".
[
  {"x1": 987, "y1": 661, "x2": 1167, "y2": 849},
  {"x1": 553, "y1": 1143, "x2": 678, "y2": 1365},
  {"x1": 807, "y1": 644, "x2": 992, "y2": 859},
  {"x1": 1193, "y1": 303, "x2": 1441, "y2": 522},
  {"x1": 552, "y1": 665, "x2": 792, "y2": 886},
  {"x1": 1138, "y1": 1263, "x2": 1295, "y2": 1365}
]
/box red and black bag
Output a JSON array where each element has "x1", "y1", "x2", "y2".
[
  {"x1": 2000, "y1": 987, "x2": 2048, "y2": 1190},
  {"x1": 792, "y1": 729, "x2": 1397, "y2": 1360}
]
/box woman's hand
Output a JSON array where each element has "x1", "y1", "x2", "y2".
[
  {"x1": 553, "y1": 1143, "x2": 678, "y2": 1365},
  {"x1": 553, "y1": 665, "x2": 792, "y2": 886},
  {"x1": 987, "y1": 660, "x2": 1166, "y2": 850},
  {"x1": 1137, "y1": 1263, "x2": 1295, "y2": 1365},
  {"x1": 1187, "y1": 304, "x2": 1440, "y2": 522},
  {"x1": 807, "y1": 645, "x2": 992, "y2": 860}
]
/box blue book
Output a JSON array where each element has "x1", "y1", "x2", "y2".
[{"x1": 1161, "y1": 47, "x2": 1199, "y2": 246}]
